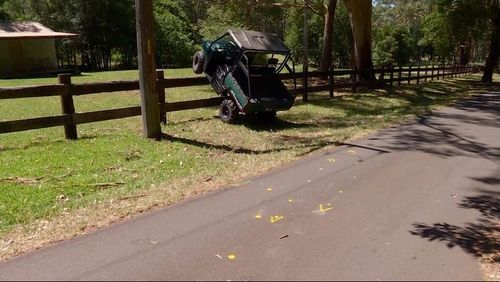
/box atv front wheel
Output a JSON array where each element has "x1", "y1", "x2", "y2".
[
  {"x1": 192, "y1": 51, "x2": 205, "y2": 74},
  {"x1": 219, "y1": 99, "x2": 239, "y2": 123}
]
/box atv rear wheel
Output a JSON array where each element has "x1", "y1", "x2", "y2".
[
  {"x1": 219, "y1": 99, "x2": 239, "y2": 123},
  {"x1": 192, "y1": 51, "x2": 205, "y2": 74}
]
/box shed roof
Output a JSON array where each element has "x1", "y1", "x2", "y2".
[{"x1": 0, "y1": 21, "x2": 77, "y2": 40}]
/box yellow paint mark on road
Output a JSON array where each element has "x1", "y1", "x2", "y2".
[
  {"x1": 288, "y1": 199, "x2": 293, "y2": 203},
  {"x1": 328, "y1": 158, "x2": 336, "y2": 163},
  {"x1": 348, "y1": 150, "x2": 356, "y2": 155},
  {"x1": 270, "y1": 215, "x2": 284, "y2": 223},
  {"x1": 227, "y1": 254, "x2": 236, "y2": 260},
  {"x1": 254, "y1": 214, "x2": 262, "y2": 219},
  {"x1": 266, "y1": 187, "x2": 273, "y2": 191},
  {"x1": 319, "y1": 203, "x2": 333, "y2": 213}
]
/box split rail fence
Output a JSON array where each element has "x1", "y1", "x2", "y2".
[{"x1": 0, "y1": 65, "x2": 479, "y2": 140}]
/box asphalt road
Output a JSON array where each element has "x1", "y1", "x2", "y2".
[{"x1": 1, "y1": 92, "x2": 499, "y2": 281}]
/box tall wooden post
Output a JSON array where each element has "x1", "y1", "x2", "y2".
[
  {"x1": 135, "y1": 0, "x2": 161, "y2": 139},
  {"x1": 59, "y1": 74, "x2": 77, "y2": 140},
  {"x1": 302, "y1": 7, "x2": 309, "y2": 102}
]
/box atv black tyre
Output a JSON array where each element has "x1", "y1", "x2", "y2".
[
  {"x1": 219, "y1": 99, "x2": 239, "y2": 123},
  {"x1": 192, "y1": 51, "x2": 205, "y2": 74}
]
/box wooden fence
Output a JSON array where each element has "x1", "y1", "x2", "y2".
[{"x1": 0, "y1": 65, "x2": 479, "y2": 140}]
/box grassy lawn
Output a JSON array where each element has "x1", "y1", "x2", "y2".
[{"x1": 0, "y1": 70, "x2": 494, "y2": 260}]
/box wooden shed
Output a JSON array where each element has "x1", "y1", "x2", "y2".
[{"x1": 0, "y1": 21, "x2": 77, "y2": 77}]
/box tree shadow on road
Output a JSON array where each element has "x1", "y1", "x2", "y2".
[{"x1": 410, "y1": 189, "x2": 500, "y2": 263}]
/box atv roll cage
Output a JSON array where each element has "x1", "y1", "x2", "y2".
[
  {"x1": 193, "y1": 29, "x2": 296, "y2": 123},
  {"x1": 207, "y1": 29, "x2": 295, "y2": 99}
]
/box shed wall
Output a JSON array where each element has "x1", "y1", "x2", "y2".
[{"x1": 0, "y1": 39, "x2": 57, "y2": 76}]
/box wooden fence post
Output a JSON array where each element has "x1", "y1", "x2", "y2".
[
  {"x1": 416, "y1": 65, "x2": 421, "y2": 84},
  {"x1": 431, "y1": 65, "x2": 434, "y2": 80},
  {"x1": 424, "y1": 65, "x2": 428, "y2": 82},
  {"x1": 59, "y1": 74, "x2": 77, "y2": 140},
  {"x1": 408, "y1": 65, "x2": 412, "y2": 85},
  {"x1": 389, "y1": 66, "x2": 394, "y2": 88},
  {"x1": 398, "y1": 65, "x2": 402, "y2": 87},
  {"x1": 329, "y1": 67, "x2": 334, "y2": 98},
  {"x1": 352, "y1": 67, "x2": 357, "y2": 93},
  {"x1": 303, "y1": 71, "x2": 309, "y2": 101},
  {"x1": 156, "y1": 70, "x2": 167, "y2": 125}
]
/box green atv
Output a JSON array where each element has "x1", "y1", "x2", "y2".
[{"x1": 192, "y1": 29, "x2": 296, "y2": 123}]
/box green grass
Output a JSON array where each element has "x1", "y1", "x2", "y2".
[{"x1": 0, "y1": 70, "x2": 495, "y2": 252}]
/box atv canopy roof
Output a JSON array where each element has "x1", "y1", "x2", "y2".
[{"x1": 227, "y1": 29, "x2": 290, "y2": 54}]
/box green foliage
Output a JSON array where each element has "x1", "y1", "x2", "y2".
[
  {"x1": 154, "y1": 0, "x2": 196, "y2": 67},
  {"x1": 419, "y1": 0, "x2": 493, "y2": 63},
  {"x1": 199, "y1": 0, "x2": 284, "y2": 39},
  {"x1": 285, "y1": 2, "x2": 352, "y2": 68},
  {"x1": 373, "y1": 0, "x2": 430, "y2": 64},
  {"x1": 331, "y1": 3, "x2": 353, "y2": 67},
  {"x1": 284, "y1": 8, "x2": 323, "y2": 66},
  {"x1": 0, "y1": 0, "x2": 8, "y2": 20},
  {"x1": 374, "y1": 25, "x2": 415, "y2": 67}
]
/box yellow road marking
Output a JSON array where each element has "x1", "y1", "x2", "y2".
[
  {"x1": 319, "y1": 203, "x2": 333, "y2": 213},
  {"x1": 270, "y1": 215, "x2": 284, "y2": 223}
]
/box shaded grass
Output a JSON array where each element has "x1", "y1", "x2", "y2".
[{"x1": 0, "y1": 72, "x2": 495, "y2": 242}]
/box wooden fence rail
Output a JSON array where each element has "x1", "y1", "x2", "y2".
[{"x1": 0, "y1": 65, "x2": 479, "y2": 139}]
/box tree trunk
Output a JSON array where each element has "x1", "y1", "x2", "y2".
[
  {"x1": 344, "y1": 0, "x2": 374, "y2": 81},
  {"x1": 319, "y1": 0, "x2": 338, "y2": 73},
  {"x1": 459, "y1": 43, "x2": 471, "y2": 66},
  {"x1": 482, "y1": 8, "x2": 500, "y2": 83}
]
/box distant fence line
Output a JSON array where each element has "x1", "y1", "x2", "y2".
[{"x1": 0, "y1": 65, "x2": 479, "y2": 140}]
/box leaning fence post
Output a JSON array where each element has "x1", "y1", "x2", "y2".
[
  {"x1": 59, "y1": 74, "x2": 77, "y2": 140},
  {"x1": 156, "y1": 70, "x2": 167, "y2": 124},
  {"x1": 408, "y1": 65, "x2": 412, "y2": 85}
]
